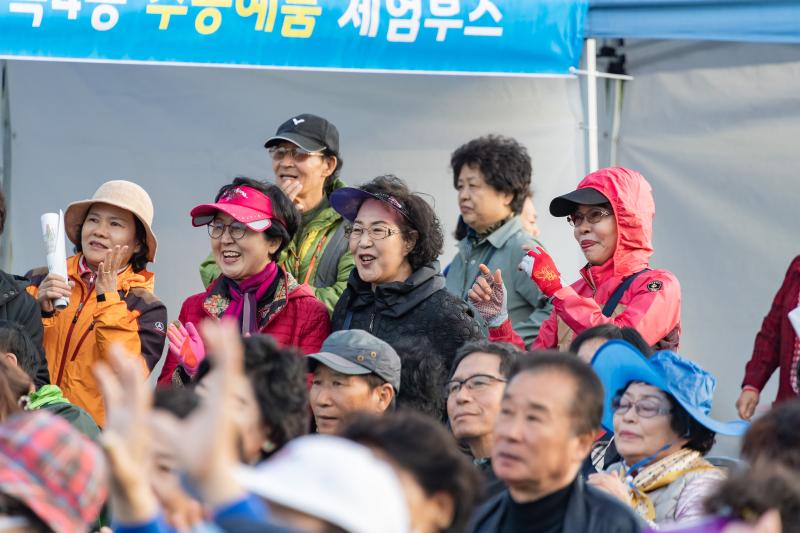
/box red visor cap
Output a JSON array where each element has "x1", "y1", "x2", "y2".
[{"x1": 190, "y1": 185, "x2": 280, "y2": 231}]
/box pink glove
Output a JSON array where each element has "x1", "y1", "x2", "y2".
[
  {"x1": 518, "y1": 246, "x2": 563, "y2": 298},
  {"x1": 167, "y1": 321, "x2": 206, "y2": 376}
]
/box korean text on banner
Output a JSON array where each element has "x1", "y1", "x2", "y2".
[{"x1": 1, "y1": 0, "x2": 588, "y2": 75}]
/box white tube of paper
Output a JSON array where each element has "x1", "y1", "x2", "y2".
[{"x1": 40, "y1": 210, "x2": 69, "y2": 310}]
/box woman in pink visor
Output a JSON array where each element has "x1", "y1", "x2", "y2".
[{"x1": 159, "y1": 177, "x2": 330, "y2": 384}]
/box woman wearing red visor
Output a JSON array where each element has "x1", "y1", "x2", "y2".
[{"x1": 158, "y1": 177, "x2": 330, "y2": 384}]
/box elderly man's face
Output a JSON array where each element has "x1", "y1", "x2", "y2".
[
  {"x1": 447, "y1": 352, "x2": 506, "y2": 445},
  {"x1": 491, "y1": 370, "x2": 592, "y2": 497}
]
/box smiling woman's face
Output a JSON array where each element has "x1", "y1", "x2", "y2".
[
  {"x1": 349, "y1": 199, "x2": 413, "y2": 287},
  {"x1": 572, "y1": 204, "x2": 617, "y2": 266},
  {"x1": 80, "y1": 203, "x2": 140, "y2": 269},
  {"x1": 613, "y1": 382, "x2": 686, "y2": 466}
]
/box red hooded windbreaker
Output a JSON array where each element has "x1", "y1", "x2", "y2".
[{"x1": 529, "y1": 167, "x2": 681, "y2": 351}]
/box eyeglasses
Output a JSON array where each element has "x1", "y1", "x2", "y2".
[
  {"x1": 268, "y1": 146, "x2": 325, "y2": 163},
  {"x1": 611, "y1": 396, "x2": 671, "y2": 418},
  {"x1": 345, "y1": 225, "x2": 401, "y2": 241},
  {"x1": 445, "y1": 374, "x2": 507, "y2": 397},
  {"x1": 208, "y1": 221, "x2": 248, "y2": 240},
  {"x1": 567, "y1": 207, "x2": 612, "y2": 227}
]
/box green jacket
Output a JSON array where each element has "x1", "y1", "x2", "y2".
[
  {"x1": 27, "y1": 384, "x2": 101, "y2": 440},
  {"x1": 199, "y1": 178, "x2": 354, "y2": 314}
]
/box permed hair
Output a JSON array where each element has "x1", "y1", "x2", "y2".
[{"x1": 451, "y1": 135, "x2": 533, "y2": 215}]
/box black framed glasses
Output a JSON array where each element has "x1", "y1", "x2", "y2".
[
  {"x1": 567, "y1": 207, "x2": 612, "y2": 227},
  {"x1": 611, "y1": 396, "x2": 671, "y2": 418},
  {"x1": 208, "y1": 221, "x2": 248, "y2": 240},
  {"x1": 445, "y1": 374, "x2": 507, "y2": 397},
  {"x1": 268, "y1": 145, "x2": 325, "y2": 163},
  {"x1": 345, "y1": 225, "x2": 401, "y2": 241}
]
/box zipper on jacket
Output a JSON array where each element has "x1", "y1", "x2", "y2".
[
  {"x1": 69, "y1": 322, "x2": 96, "y2": 362},
  {"x1": 55, "y1": 285, "x2": 92, "y2": 387},
  {"x1": 368, "y1": 311, "x2": 375, "y2": 333}
]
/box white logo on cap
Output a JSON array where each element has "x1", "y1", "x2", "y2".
[{"x1": 292, "y1": 117, "x2": 305, "y2": 126}]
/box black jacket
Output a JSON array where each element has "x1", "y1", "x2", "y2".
[
  {"x1": 0, "y1": 270, "x2": 49, "y2": 386},
  {"x1": 469, "y1": 476, "x2": 642, "y2": 533},
  {"x1": 331, "y1": 262, "x2": 484, "y2": 369}
]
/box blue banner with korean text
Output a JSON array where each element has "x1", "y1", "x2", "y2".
[{"x1": 0, "y1": 0, "x2": 587, "y2": 76}]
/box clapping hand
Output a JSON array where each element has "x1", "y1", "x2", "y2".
[{"x1": 96, "y1": 245, "x2": 129, "y2": 297}]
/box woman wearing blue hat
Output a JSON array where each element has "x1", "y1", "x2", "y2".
[{"x1": 588, "y1": 340, "x2": 749, "y2": 526}]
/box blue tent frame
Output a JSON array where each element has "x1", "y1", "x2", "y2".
[{"x1": 587, "y1": 0, "x2": 800, "y2": 43}]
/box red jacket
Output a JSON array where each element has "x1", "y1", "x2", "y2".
[
  {"x1": 530, "y1": 167, "x2": 681, "y2": 351},
  {"x1": 159, "y1": 267, "x2": 329, "y2": 384},
  {"x1": 742, "y1": 255, "x2": 800, "y2": 403}
]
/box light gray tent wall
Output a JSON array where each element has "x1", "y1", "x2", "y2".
[
  {"x1": 610, "y1": 40, "x2": 800, "y2": 453},
  {"x1": 5, "y1": 60, "x2": 587, "y2": 325}
]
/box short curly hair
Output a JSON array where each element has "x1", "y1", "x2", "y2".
[
  {"x1": 393, "y1": 338, "x2": 447, "y2": 421},
  {"x1": 241, "y1": 335, "x2": 309, "y2": 454},
  {"x1": 359, "y1": 175, "x2": 444, "y2": 271},
  {"x1": 214, "y1": 177, "x2": 300, "y2": 258},
  {"x1": 451, "y1": 135, "x2": 533, "y2": 214}
]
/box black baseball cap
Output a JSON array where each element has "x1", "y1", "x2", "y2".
[
  {"x1": 549, "y1": 186, "x2": 609, "y2": 217},
  {"x1": 264, "y1": 114, "x2": 340, "y2": 156},
  {"x1": 306, "y1": 330, "x2": 401, "y2": 392}
]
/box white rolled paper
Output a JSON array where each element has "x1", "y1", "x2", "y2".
[{"x1": 40, "y1": 210, "x2": 69, "y2": 310}]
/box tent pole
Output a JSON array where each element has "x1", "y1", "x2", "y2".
[
  {"x1": 0, "y1": 61, "x2": 11, "y2": 271},
  {"x1": 586, "y1": 38, "x2": 599, "y2": 173}
]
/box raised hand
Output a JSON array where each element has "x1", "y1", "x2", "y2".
[
  {"x1": 96, "y1": 245, "x2": 129, "y2": 297},
  {"x1": 94, "y1": 343, "x2": 158, "y2": 523},
  {"x1": 151, "y1": 319, "x2": 246, "y2": 506},
  {"x1": 468, "y1": 264, "x2": 508, "y2": 327},
  {"x1": 518, "y1": 246, "x2": 562, "y2": 298},
  {"x1": 167, "y1": 321, "x2": 206, "y2": 376},
  {"x1": 277, "y1": 177, "x2": 305, "y2": 213}
]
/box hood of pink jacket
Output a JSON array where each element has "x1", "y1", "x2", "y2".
[{"x1": 576, "y1": 167, "x2": 655, "y2": 278}]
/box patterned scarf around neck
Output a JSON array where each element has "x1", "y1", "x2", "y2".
[
  {"x1": 625, "y1": 448, "x2": 715, "y2": 521},
  {"x1": 222, "y1": 262, "x2": 278, "y2": 335}
]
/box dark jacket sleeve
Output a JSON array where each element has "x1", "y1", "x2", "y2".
[
  {"x1": 11, "y1": 278, "x2": 49, "y2": 386},
  {"x1": 743, "y1": 256, "x2": 800, "y2": 390}
]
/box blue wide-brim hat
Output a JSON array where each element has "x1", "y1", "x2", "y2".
[{"x1": 591, "y1": 340, "x2": 749, "y2": 436}]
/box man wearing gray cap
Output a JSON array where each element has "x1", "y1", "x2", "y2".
[{"x1": 307, "y1": 330, "x2": 401, "y2": 435}]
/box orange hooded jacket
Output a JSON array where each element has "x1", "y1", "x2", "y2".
[{"x1": 27, "y1": 254, "x2": 167, "y2": 425}]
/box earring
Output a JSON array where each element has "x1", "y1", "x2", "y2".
[{"x1": 261, "y1": 440, "x2": 276, "y2": 454}]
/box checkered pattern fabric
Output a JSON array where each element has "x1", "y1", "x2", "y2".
[{"x1": 0, "y1": 411, "x2": 107, "y2": 533}]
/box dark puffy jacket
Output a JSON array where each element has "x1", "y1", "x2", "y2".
[
  {"x1": 331, "y1": 262, "x2": 484, "y2": 369},
  {"x1": 469, "y1": 476, "x2": 642, "y2": 533},
  {"x1": 0, "y1": 270, "x2": 49, "y2": 386}
]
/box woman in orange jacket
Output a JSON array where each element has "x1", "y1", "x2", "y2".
[{"x1": 27, "y1": 180, "x2": 167, "y2": 425}]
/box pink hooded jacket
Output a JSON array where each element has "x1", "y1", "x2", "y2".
[{"x1": 531, "y1": 167, "x2": 681, "y2": 351}]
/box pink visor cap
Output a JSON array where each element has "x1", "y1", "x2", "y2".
[{"x1": 190, "y1": 185, "x2": 281, "y2": 231}]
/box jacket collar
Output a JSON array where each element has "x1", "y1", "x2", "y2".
[
  {"x1": 346, "y1": 262, "x2": 445, "y2": 318},
  {"x1": 458, "y1": 216, "x2": 524, "y2": 255},
  {"x1": 67, "y1": 254, "x2": 155, "y2": 293}
]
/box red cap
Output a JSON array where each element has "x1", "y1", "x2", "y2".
[{"x1": 190, "y1": 185, "x2": 280, "y2": 231}]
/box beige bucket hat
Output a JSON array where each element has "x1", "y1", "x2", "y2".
[{"x1": 64, "y1": 180, "x2": 157, "y2": 262}]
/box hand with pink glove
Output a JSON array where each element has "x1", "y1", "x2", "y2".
[
  {"x1": 518, "y1": 246, "x2": 563, "y2": 298},
  {"x1": 167, "y1": 321, "x2": 206, "y2": 376}
]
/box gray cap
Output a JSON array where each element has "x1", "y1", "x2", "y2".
[{"x1": 307, "y1": 330, "x2": 401, "y2": 392}]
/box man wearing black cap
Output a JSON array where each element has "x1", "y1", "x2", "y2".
[
  {"x1": 307, "y1": 329, "x2": 401, "y2": 435},
  {"x1": 200, "y1": 114, "x2": 353, "y2": 313}
]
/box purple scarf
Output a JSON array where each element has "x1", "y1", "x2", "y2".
[{"x1": 223, "y1": 262, "x2": 279, "y2": 335}]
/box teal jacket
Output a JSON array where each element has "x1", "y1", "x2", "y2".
[{"x1": 445, "y1": 216, "x2": 552, "y2": 346}]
